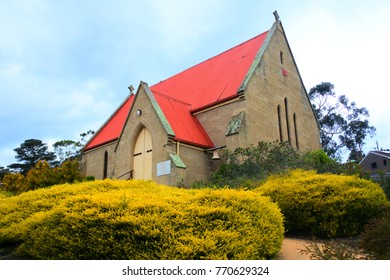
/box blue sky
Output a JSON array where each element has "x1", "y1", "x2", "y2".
[{"x1": 1, "y1": 0, "x2": 389, "y2": 166}]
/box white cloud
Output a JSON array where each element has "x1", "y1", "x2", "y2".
[{"x1": 59, "y1": 79, "x2": 115, "y2": 121}]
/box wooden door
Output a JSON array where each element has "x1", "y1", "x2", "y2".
[{"x1": 133, "y1": 127, "x2": 152, "y2": 180}]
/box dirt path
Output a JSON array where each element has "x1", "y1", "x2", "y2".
[{"x1": 275, "y1": 238, "x2": 312, "y2": 260}]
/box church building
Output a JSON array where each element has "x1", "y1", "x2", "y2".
[{"x1": 82, "y1": 13, "x2": 321, "y2": 186}]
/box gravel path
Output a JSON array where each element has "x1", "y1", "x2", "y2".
[{"x1": 275, "y1": 238, "x2": 312, "y2": 260}]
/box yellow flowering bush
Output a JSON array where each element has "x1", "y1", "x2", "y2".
[
  {"x1": 0, "y1": 179, "x2": 283, "y2": 260},
  {"x1": 0, "y1": 191, "x2": 9, "y2": 198},
  {"x1": 256, "y1": 170, "x2": 389, "y2": 237},
  {"x1": 1, "y1": 173, "x2": 27, "y2": 193},
  {"x1": 1, "y1": 160, "x2": 83, "y2": 194}
]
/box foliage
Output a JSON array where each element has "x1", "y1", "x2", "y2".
[
  {"x1": 1, "y1": 173, "x2": 27, "y2": 194},
  {"x1": 5, "y1": 131, "x2": 94, "y2": 174},
  {"x1": 53, "y1": 140, "x2": 82, "y2": 163},
  {"x1": 359, "y1": 209, "x2": 390, "y2": 259},
  {"x1": 0, "y1": 191, "x2": 7, "y2": 198},
  {"x1": 84, "y1": 175, "x2": 95, "y2": 182},
  {"x1": 302, "y1": 150, "x2": 340, "y2": 173},
  {"x1": 27, "y1": 161, "x2": 60, "y2": 190},
  {"x1": 0, "y1": 180, "x2": 284, "y2": 260},
  {"x1": 79, "y1": 130, "x2": 95, "y2": 145},
  {"x1": 8, "y1": 139, "x2": 57, "y2": 174},
  {"x1": 1, "y1": 160, "x2": 83, "y2": 194},
  {"x1": 300, "y1": 238, "x2": 371, "y2": 260},
  {"x1": 211, "y1": 141, "x2": 301, "y2": 188},
  {"x1": 302, "y1": 150, "x2": 364, "y2": 176},
  {"x1": 57, "y1": 160, "x2": 84, "y2": 183},
  {"x1": 256, "y1": 170, "x2": 389, "y2": 238},
  {"x1": 375, "y1": 173, "x2": 390, "y2": 200},
  {"x1": 338, "y1": 95, "x2": 376, "y2": 162},
  {"x1": 309, "y1": 82, "x2": 344, "y2": 158},
  {"x1": 210, "y1": 141, "x2": 356, "y2": 189},
  {"x1": 0, "y1": 190, "x2": 13, "y2": 199},
  {"x1": 308, "y1": 82, "x2": 375, "y2": 162},
  {"x1": 53, "y1": 130, "x2": 95, "y2": 163},
  {"x1": 0, "y1": 166, "x2": 9, "y2": 180}
]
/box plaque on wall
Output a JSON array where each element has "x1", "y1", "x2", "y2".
[{"x1": 157, "y1": 160, "x2": 171, "y2": 176}]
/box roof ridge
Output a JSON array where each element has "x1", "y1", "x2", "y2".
[
  {"x1": 152, "y1": 30, "x2": 269, "y2": 87},
  {"x1": 370, "y1": 151, "x2": 390, "y2": 156}
]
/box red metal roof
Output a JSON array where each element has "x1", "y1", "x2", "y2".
[
  {"x1": 150, "y1": 32, "x2": 268, "y2": 111},
  {"x1": 84, "y1": 31, "x2": 268, "y2": 151},
  {"x1": 84, "y1": 94, "x2": 135, "y2": 150},
  {"x1": 153, "y1": 92, "x2": 214, "y2": 147}
]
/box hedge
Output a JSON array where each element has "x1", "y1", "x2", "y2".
[
  {"x1": 360, "y1": 209, "x2": 390, "y2": 259},
  {"x1": 256, "y1": 170, "x2": 389, "y2": 238},
  {"x1": 1, "y1": 160, "x2": 83, "y2": 194},
  {"x1": 0, "y1": 180, "x2": 284, "y2": 260},
  {"x1": 0, "y1": 191, "x2": 9, "y2": 199}
]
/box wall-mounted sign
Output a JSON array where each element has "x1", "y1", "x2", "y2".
[{"x1": 157, "y1": 160, "x2": 171, "y2": 176}]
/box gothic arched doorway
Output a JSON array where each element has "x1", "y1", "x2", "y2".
[{"x1": 132, "y1": 127, "x2": 153, "y2": 180}]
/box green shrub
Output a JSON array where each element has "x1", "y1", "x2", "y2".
[
  {"x1": 359, "y1": 209, "x2": 390, "y2": 259},
  {"x1": 0, "y1": 190, "x2": 13, "y2": 198},
  {"x1": 375, "y1": 174, "x2": 390, "y2": 200},
  {"x1": 84, "y1": 175, "x2": 95, "y2": 182},
  {"x1": 1, "y1": 173, "x2": 27, "y2": 193},
  {"x1": 301, "y1": 150, "x2": 358, "y2": 175},
  {"x1": 256, "y1": 170, "x2": 389, "y2": 238},
  {"x1": 1, "y1": 160, "x2": 83, "y2": 194},
  {"x1": 55, "y1": 160, "x2": 83, "y2": 184},
  {"x1": 26, "y1": 160, "x2": 60, "y2": 190},
  {"x1": 0, "y1": 180, "x2": 284, "y2": 260},
  {"x1": 211, "y1": 141, "x2": 301, "y2": 188},
  {"x1": 300, "y1": 238, "x2": 371, "y2": 260},
  {"x1": 210, "y1": 142, "x2": 356, "y2": 189}
]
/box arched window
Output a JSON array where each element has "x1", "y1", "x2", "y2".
[
  {"x1": 284, "y1": 98, "x2": 291, "y2": 144},
  {"x1": 280, "y1": 51, "x2": 284, "y2": 64},
  {"x1": 277, "y1": 105, "x2": 283, "y2": 142},
  {"x1": 293, "y1": 113, "x2": 299, "y2": 149},
  {"x1": 103, "y1": 151, "x2": 108, "y2": 179}
]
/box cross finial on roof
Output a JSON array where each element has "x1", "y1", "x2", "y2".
[
  {"x1": 128, "y1": 85, "x2": 134, "y2": 95},
  {"x1": 273, "y1": 10, "x2": 280, "y2": 21}
]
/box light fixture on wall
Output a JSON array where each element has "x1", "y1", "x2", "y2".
[
  {"x1": 206, "y1": 145, "x2": 226, "y2": 160},
  {"x1": 137, "y1": 109, "x2": 142, "y2": 116},
  {"x1": 211, "y1": 150, "x2": 221, "y2": 160}
]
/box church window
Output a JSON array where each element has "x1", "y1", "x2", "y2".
[
  {"x1": 293, "y1": 113, "x2": 299, "y2": 149},
  {"x1": 284, "y1": 98, "x2": 291, "y2": 143},
  {"x1": 280, "y1": 51, "x2": 284, "y2": 64},
  {"x1": 277, "y1": 105, "x2": 283, "y2": 142},
  {"x1": 103, "y1": 151, "x2": 108, "y2": 179}
]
